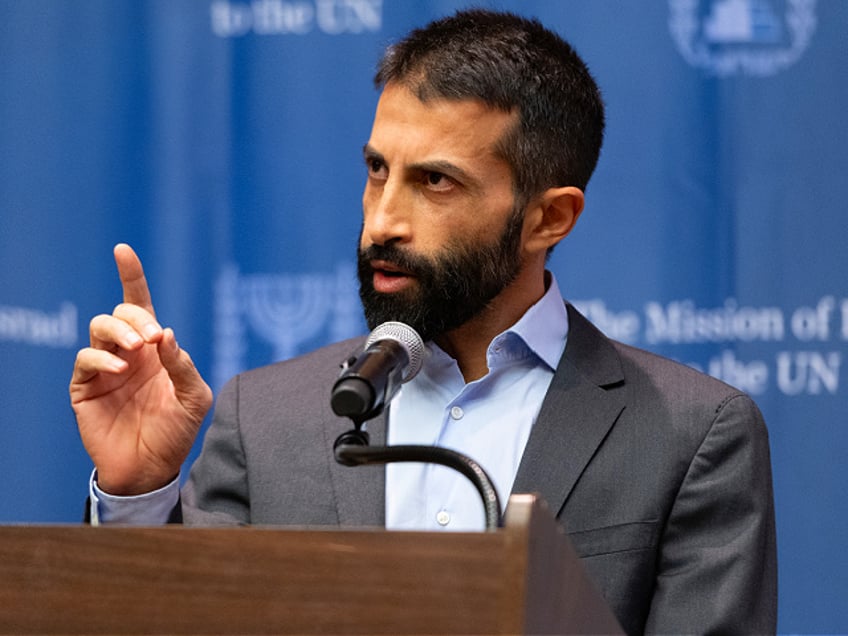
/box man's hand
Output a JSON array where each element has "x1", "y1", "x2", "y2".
[{"x1": 70, "y1": 244, "x2": 213, "y2": 496}]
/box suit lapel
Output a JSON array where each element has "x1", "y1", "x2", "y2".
[{"x1": 511, "y1": 304, "x2": 625, "y2": 517}]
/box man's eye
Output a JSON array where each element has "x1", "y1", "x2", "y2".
[
  {"x1": 367, "y1": 158, "x2": 387, "y2": 178},
  {"x1": 424, "y1": 172, "x2": 453, "y2": 192}
]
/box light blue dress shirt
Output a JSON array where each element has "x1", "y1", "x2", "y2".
[
  {"x1": 91, "y1": 274, "x2": 568, "y2": 527},
  {"x1": 385, "y1": 273, "x2": 568, "y2": 531}
]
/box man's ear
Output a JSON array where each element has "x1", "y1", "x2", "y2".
[{"x1": 523, "y1": 186, "x2": 585, "y2": 253}]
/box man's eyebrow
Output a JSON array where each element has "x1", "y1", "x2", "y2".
[
  {"x1": 363, "y1": 143, "x2": 383, "y2": 163},
  {"x1": 363, "y1": 144, "x2": 480, "y2": 189},
  {"x1": 411, "y1": 158, "x2": 479, "y2": 187}
]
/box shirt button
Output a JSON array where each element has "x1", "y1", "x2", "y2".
[
  {"x1": 436, "y1": 510, "x2": 451, "y2": 526},
  {"x1": 450, "y1": 406, "x2": 464, "y2": 420}
]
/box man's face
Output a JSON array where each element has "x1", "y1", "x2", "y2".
[{"x1": 358, "y1": 83, "x2": 526, "y2": 341}]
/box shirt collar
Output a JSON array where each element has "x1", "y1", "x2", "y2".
[
  {"x1": 424, "y1": 271, "x2": 569, "y2": 373},
  {"x1": 498, "y1": 271, "x2": 569, "y2": 371}
]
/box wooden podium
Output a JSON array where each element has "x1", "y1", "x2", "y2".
[{"x1": 0, "y1": 494, "x2": 621, "y2": 634}]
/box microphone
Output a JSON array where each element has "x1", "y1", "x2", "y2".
[{"x1": 331, "y1": 321, "x2": 424, "y2": 423}]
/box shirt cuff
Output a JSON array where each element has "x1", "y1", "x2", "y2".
[{"x1": 89, "y1": 469, "x2": 180, "y2": 526}]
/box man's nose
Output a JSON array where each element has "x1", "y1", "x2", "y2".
[{"x1": 362, "y1": 179, "x2": 412, "y2": 247}]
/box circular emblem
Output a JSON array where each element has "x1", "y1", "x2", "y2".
[{"x1": 669, "y1": 0, "x2": 817, "y2": 76}]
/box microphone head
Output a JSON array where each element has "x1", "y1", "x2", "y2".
[{"x1": 365, "y1": 321, "x2": 424, "y2": 382}]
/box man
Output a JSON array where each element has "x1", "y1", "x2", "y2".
[{"x1": 70, "y1": 9, "x2": 777, "y2": 634}]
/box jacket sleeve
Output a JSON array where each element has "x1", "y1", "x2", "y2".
[
  {"x1": 645, "y1": 394, "x2": 777, "y2": 634},
  {"x1": 180, "y1": 374, "x2": 252, "y2": 526}
]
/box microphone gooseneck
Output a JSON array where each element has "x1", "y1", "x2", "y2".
[{"x1": 334, "y1": 437, "x2": 503, "y2": 531}]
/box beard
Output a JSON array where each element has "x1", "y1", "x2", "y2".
[{"x1": 357, "y1": 207, "x2": 525, "y2": 343}]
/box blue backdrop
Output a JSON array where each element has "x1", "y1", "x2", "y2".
[{"x1": 1, "y1": 1, "x2": 845, "y2": 631}]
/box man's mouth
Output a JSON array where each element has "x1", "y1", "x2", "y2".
[{"x1": 371, "y1": 260, "x2": 415, "y2": 293}]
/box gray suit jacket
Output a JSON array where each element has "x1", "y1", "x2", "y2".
[{"x1": 182, "y1": 304, "x2": 777, "y2": 635}]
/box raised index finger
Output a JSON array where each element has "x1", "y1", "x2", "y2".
[{"x1": 114, "y1": 243, "x2": 156, "y2": 317}]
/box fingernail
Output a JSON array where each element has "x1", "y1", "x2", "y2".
[
  {"x1": 109, "y1": 359, "x2": 128, "y2": 372},
  {"x1": 143, "y1": 324, "x2": 161, "y2": 340},
  {"x1": 125, "y1": 332, "x2": 143, "y2": 347}
]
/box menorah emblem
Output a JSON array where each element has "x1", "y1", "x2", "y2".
[
  {"x1": 212, "y1": 262, "x2": 365, "y2": 390},
  {"x1": 242, "y1": 272, "x2": 335, "y2": 361}
]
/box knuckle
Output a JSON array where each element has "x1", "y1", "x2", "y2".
[
  {"x1": 113, "y1": 302, "x2": 137, "y2": 319},
  {"x1": 74, "y1": 347, "x2": 92, "y2": 364},
  {"x1": 89, "y1": 313, "x2": 109, "y2": 330}
]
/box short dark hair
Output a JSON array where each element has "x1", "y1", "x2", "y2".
[{"x1": 375, "y1": 9, "x2": 605, "y2": 208}]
